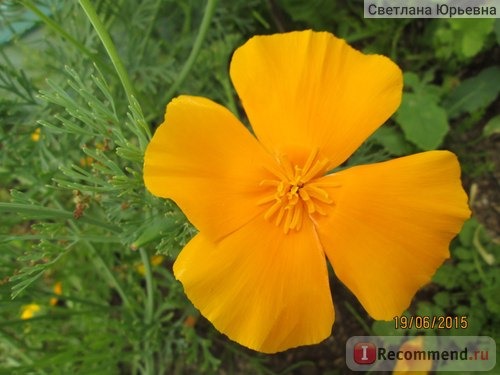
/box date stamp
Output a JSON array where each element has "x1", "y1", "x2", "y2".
[{"x1": 393, "y1": 315, "x2": 468, "y2": 330}]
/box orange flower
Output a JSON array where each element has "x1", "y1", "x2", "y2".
[
  {"x1": 393, "y1": 336, "x2": 432, "y2": 374},
  {"x1": 50, "y1": 281, "x2": 63, "y2": 306},
  {"x1": 144, "y1": 30, "x2": 470, "y2": 353}
]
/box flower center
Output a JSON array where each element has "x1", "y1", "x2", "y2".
[{"x1": 258, "y1": 149, "x2": 336, "y2": 234}]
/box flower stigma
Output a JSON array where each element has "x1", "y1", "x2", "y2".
[{"x1": 258, "y1": 149, "x2": 336, "y2": 234}]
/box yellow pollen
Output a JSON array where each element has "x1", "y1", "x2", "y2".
[{"x1": 259, "y1": 150, "x2": 339, "y2": 234}]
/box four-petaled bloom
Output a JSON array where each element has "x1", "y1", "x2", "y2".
[{"x1": 144, "y1": 30, "x2": 470, "y2": 353}]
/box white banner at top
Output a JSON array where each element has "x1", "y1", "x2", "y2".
[{"x1": 364, "y1": 0, "x2": 500, "y2": 18}]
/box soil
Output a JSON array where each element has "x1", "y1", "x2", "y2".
[
  {"x1": 452, "y1": 111, "x2": 500, "y2": 240},
  {"x1": 464, "y1": 133, "x2": 500, "y2": 240}
]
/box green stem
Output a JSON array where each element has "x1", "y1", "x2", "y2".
[
  {"x1": 163, "y1": 0, "x2": 218, "y2": 103},
  {"x1": 64, "y1": 217, "x2": 136, "y2": 317},
  {"x1": 83, "y1": 238, "x2": 136, "y2": 315},
  {"x1": 139, "y1": 249, "x2": 154, "y2": 325},
  {"x1": 390, "y1": 21, "x2": 408, "y2": 61},
  {"x1": 473, "y1": 225, "x2": 495, "y2": 266},
  {"x1": 78, "y1": 0, "x2": 137, "y2": 105},
  {"x1": 221, "y1": 73, "x2": 238, "y2": 115},
  {"x1": 136, "y1": 0, "x2": 162, "y2": 62},
  {"x1": 344, "y1": 302, "x2": 374, "y2": 335},
  {"x1": 0, "y1": 202, "x2": 120, "y2": 233},
  {"x1": 472, "y1": 251, "x2": 488, "y2": 286},
  {"x1": 139, "y1": 248, "x2": 155, "y2": 374},
  {"x1": 0, "y1": 234, "x2": 121, "y2": 243}
]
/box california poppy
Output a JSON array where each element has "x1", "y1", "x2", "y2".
[
  {"x1": 144, "y1": 30, "x2": 470, "y2": 353},
  {"x1": 393, "y1": 336, "x2": 433, "y2": 373}
]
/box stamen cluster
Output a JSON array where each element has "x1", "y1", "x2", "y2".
[{"x1": 259, "y1": 150, "x2": 334, "y2": 233}]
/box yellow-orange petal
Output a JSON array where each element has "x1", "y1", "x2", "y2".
[
  {"x1": 393, "y1": 336, "x2": 433, "y2": 374},
  {"x1": 173, "y1": 216, "x2": 334, "y2": 353},
  {"x1": 144, "y1": 95, "x2": 274, "y2": 241},
  {"x1": 314, "y1": 151, "x2": 470, "y2": 319},
  {"x1": 230, "y1": 30, "x2": 402, "y2": 168}
]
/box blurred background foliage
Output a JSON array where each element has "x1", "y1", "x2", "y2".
[{"x1": 0, "y1": 0, "x2": 499, "y2": 374}]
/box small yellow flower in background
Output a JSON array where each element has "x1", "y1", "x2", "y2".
[
  {"x1": 21, "y1": 303, "x2": 41, "y2": 320},
  {"x1": 393, "y1": 336, "x2": 432, "y2": 374},
  {"x1": 150, "y1": 254, "x2": 165, "y2": 267},
  {"x1": 144, "y1": 30, "x2": 470, "y2": 353},
  {"x1": 135, "y1": 254, "x2": 165, "y2": 275},
  {"x1": 50, "y1": 281, "x2": 63, "y2": 306},
  {"x1": 79, "y1": 156, "x2": 94, "y2": 167},
  {"x1": 30, "y1": 128, "x2": 41, "y2": 142}
]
